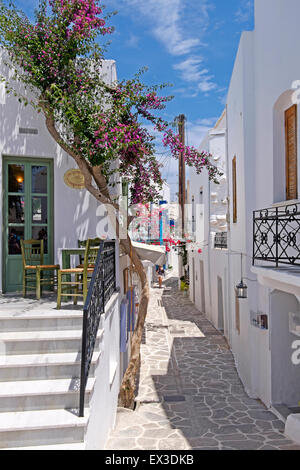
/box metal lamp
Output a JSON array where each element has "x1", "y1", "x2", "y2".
[
  {"x1": 235, "y1": 253, "x2": 248, "y2": 299},
  {"x1": 236, "y1": 280, "x2": 248, "y2": 299}
]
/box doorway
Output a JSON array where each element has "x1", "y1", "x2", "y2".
[
  {"x1": 217, "y1": 276, "x2": 224, "y2": 332},
  {"x1": 199, "y1": 260, "x2": 205, "y2": 313},
  {"x1": 270, "y1": 290, "x2": 300, "y2": 407},
  {"x1": 192, "y1": 257, "x2": 195, "y2": 304},
  {"x1": 3, "y1": 157, "x2": 54, "y2": 292}
]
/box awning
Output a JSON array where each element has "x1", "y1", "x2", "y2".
[{"x1": 131, "y1": 241, "x2": 167, "y2": 266}]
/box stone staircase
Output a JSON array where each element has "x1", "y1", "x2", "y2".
[{"x1": 0, "y1": 303, "x2": 102, "y2": 449}]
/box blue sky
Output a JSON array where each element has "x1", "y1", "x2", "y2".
[{"x1": 13, "y1": 0, "x2": 254, "y2": 200}]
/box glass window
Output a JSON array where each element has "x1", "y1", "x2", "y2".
[
  {"x1": 32, "y1": 166, "x2": 47, "y2": 193},
  {"x1": 32, "y1": 226, "x2": 48, "y2": 254},
  {"x1": 8, "y1": 196, "x2": 25, "y2": 224},
  {"x1": 8, "y1": 165, "x2": 25, "y2": 193},
  {"x1": 32, "y1": 197, "x2": 48, "y2": 224},
  {"x1": 8, "y1": 227, "x2": 24, "y2": 255}
]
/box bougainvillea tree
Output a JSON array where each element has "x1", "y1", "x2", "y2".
[{"x1": 0, "y1": 0, "x2": 222, "y2": 408}]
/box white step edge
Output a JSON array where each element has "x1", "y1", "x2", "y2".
[
  {"x1": 4, "y1": 442, "x2": 86, "y2": 450},
  {"x1": 0, "y1": 377, "x2": 95, "y2": 397},
  {"x1": 0, "y1": 350, "x2": 101, "y2": 368},
  {"x1": 0, "y1": 329, "x2": 104, "y2": 343},
  {"x1": 0, "y1": 312, "x2": 83, "y2": 320},
  {"x1": 0, "y1": 408, "x2": 89, "y2": 433}
]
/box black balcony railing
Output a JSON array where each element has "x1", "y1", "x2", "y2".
[
  {"x1": 79, "y1": 240, "x2": 116, "y2": 417},
  {"x1": 214, "y1": 232, "x2": 228, "y2": 249},
  {"x1": 253, "y1": 202, "x2": 300, "y2": 267}
]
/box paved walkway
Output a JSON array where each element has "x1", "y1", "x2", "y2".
[{"x1": 105, "y1": 276, "x2": 300, "y2": 450}]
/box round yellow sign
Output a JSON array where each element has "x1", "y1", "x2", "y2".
[{"x1": 64, "y1": 169, "x2": 85, "y2": 190}]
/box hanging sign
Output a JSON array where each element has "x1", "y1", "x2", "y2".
[{"x1": 64, "y1": 169, "x2": 85, "y2": 190}]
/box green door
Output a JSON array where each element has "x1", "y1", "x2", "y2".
[{"x1": 3, "y1": 157, "x2": 54, "y2": 292}]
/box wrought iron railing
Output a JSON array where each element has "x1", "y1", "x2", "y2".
[
  {"x1": 253, "y1": 202, "x2": 300, "y2": 267},
  {"x1": 79, "y1": 240, "x2": 116, "y2": 417},
  {"x1": 214, "y1": 232, "x2": 228, "y2": 249}
]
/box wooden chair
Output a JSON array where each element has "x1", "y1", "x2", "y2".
[
  {"x1": 57, "y1": 239, "x2": 100, "y2": 309},
  {"x1": 21, "y1": 239, "x2": 60, "y2": 300},
  {"x1": 77, "y1": 238, "x2": 102, "y2": 266}
]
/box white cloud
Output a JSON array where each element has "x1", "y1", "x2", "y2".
[
  {"x1": 196, "y1": 117, "x2": 219, "y2": 127},
  {"x1": 186, "y1": 120, "x2": 212, "y2": 149},
  {"x1": 123, "y1": 0, "x2": 202, "y2": 56},
  {"x1": 173, "y1": 56, "x2": 217, "y2": 92},
  {"x1": 198, "y1": 79, "x2": 217, "y2": 92},
  {"x1": 235, "y1": 0, "x2": 254, "y2": 23},
  {"x1": 113, "y1": 0, "x2": 217, "y2": 95},
  {"x1": 173, "y1": 57, "x2": 205, "y2": 82},
  {"x1": 125, "y1": 33, "x2": 140, "y2": 48}
]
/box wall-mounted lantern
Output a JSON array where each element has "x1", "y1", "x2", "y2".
[
  {"x1": 235, "y1": 253, "x2": 248, "y2": 299},
  {"x1": 236, "y1": 280, "x2": 248, "y2": 299}
]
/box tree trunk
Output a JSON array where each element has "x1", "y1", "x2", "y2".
[
  {"x1": 118, "y1": 236, "x2": 150, "y2": 409},
  {"x1": 41, "y1": 105, "x2": 150, "y2": 409}
]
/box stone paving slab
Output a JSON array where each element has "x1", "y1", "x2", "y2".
[{"x1": 105, "y1": 275, "x2": 300, "y2": 451}]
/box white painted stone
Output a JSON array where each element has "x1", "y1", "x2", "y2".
[
  {"x1": 285, "y1": 414, "x2": 300, "y2": 445},
  {"x1": 0, "y1": 329, "x2": 103, "y2": 355},
  {"x1": 0, "y1": 409, "x2": 89, "y2": 448},
  {"x1": 4, "y1": 442, "x2": 86, "y2": 450}
]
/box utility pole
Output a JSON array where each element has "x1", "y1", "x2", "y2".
[{"x1": 176, "y1": 114, "x2": 186, "y2": 237}]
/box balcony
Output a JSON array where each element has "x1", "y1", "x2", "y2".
[
  {"x1": 214, "y1": 232, "x2": 228, "y2": 249},
  {"x1": 252, "y1": 202, "x2": 300, "y2": 297},
  {"x1": 253, "y1": 202, "x2": 300, "y2": 267}
]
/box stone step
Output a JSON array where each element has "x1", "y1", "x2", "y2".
[
  {"x1": 0, "y1": 408, "x2": 89, "y2": 448},
  {"x1": 0, "y1": 351, "x2": 101, "y2": 382},
  {"x1": 5, "y1": 442, "x2": 86, "y2": 450},
  {"x1": 0, "y1": 313, "x2": 83, "y2": 332},
  {"x1": 0, "y1": 329, "x2": 104, "y2": 355},
  {"x1": 0, "y1": 377, "x2": 95, "y2": 412}
]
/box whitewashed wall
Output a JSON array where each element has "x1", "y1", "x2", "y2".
[
  {"x1": 187, "y1": 113, "x2": 228, "y2": 335},
  {"x1": 226, "y1": 0, "x2": 300, "y2": 408}
]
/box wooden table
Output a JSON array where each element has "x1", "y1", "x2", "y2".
[{"x1": 59, "y1": 247, "x2": 86, "y2": 270}]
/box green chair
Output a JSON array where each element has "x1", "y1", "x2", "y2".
[
  {"x1": 21, "y1": 239, "x2": 60, "y2": 300},
  {"x1": 77, "y1": 238, "x2": 102, "y2": 266},
  {"x1": 57, "y1": 239, "x2": 100, "y2": 309}
]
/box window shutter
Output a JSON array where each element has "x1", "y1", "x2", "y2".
[
  {"x1": 232, "y1": 156, "x2": 237, "y2": 223},
  {"x1": 285, "y1": 104, "x2": 298, "y2": 201}
]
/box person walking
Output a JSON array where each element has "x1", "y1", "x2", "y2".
[{"x1": 157, "y1": 265, "x2": 165, "y2": 289}]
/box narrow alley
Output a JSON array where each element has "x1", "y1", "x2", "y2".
[{"x1": 105, "y1": 276, "x2": 300, "y2": 451}]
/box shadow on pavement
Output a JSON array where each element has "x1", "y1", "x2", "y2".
[{"x1": 147, "y1": 277, "x2": 293, "y2": 450}]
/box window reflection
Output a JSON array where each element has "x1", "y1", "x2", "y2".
[
  {"x1": 8, "y1": 196, "x2": 25, "y2": 223},
  {"x1": 32, "y1": 166, "x2": 47, "y2": 193},
  {"x1": 8, "y1": 165, "x2": 24, "y2": 193},
  {"x1": 32, "y1": 197, "x2": 47, "y2": 224},
  {"x1": 8, "y1": 227, "x2": 23, "y2": 255},
  {"x1": 32, "y1": 226, "x2": 48, "y2": 254}
]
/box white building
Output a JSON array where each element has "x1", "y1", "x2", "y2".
[
  {"x1": 189, "y1": 0, "x2": 300, "y2": 444},
  {"x1": 0, "y1": 54, "x2": 139, "y2": 449},
  {"x1": 187, "y1": 111, "x2": 228, "y2": 333}
]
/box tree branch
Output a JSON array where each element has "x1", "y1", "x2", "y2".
[{"x1": 39, "y1": 95, "x2": 149, "y2": 409}]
